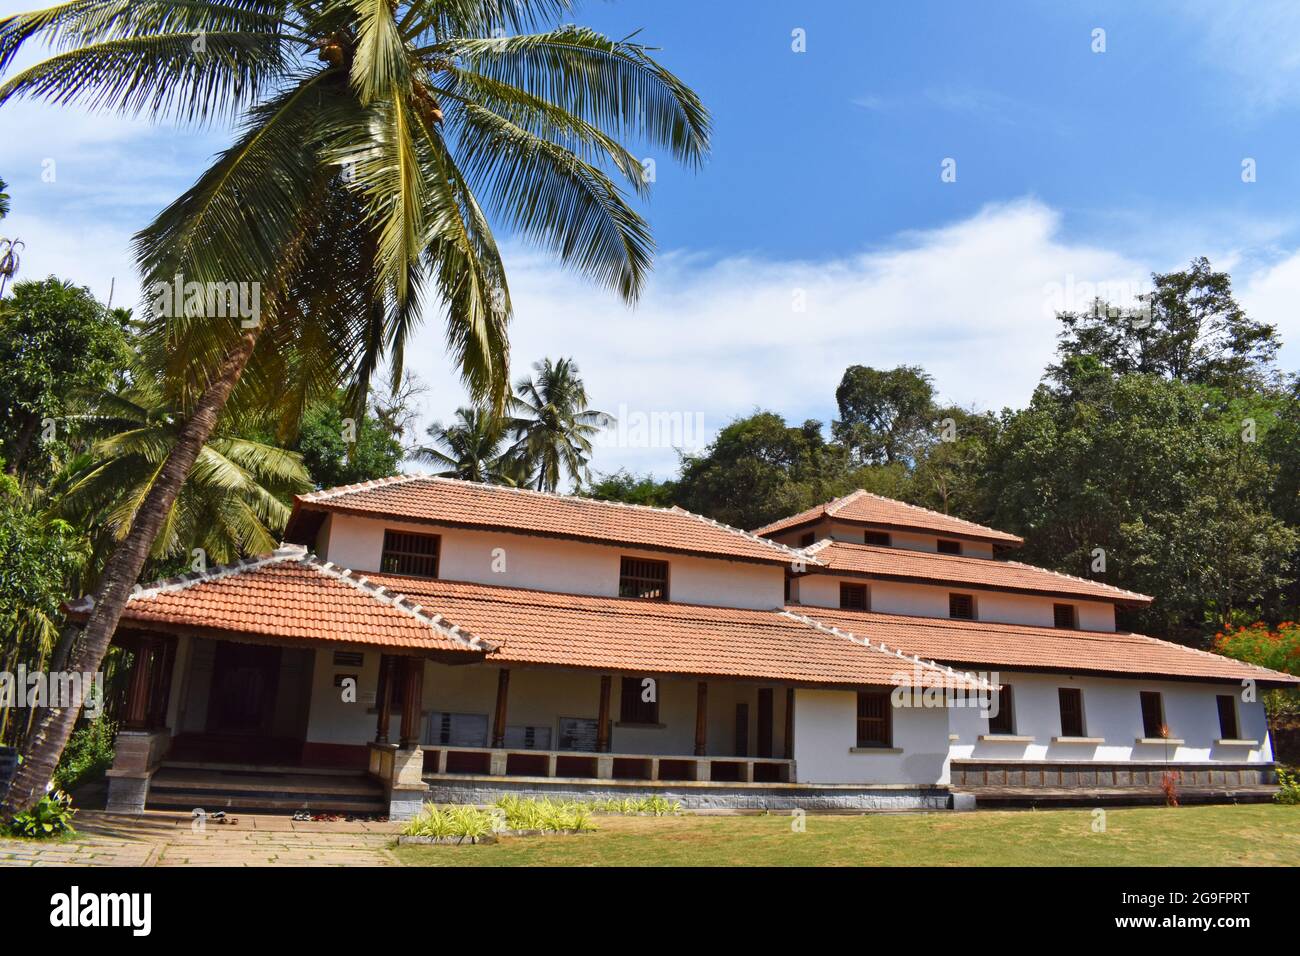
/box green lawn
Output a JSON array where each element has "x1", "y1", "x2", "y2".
[{"x1": 392, "y1": 804, "x2": 1299, "y2": 867}]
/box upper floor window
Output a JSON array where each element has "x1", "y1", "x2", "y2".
[
  {"x1": 1216, "y1": 695, "x2": 1239, "y2": 739},
  {"x1": 798, "y1": 531, "x2": 816, "y2": 547},
  {"x1": 987, "y1": 685, "x2": 1015, "y2": 735},
  {"x1": 864, "y1": 530, "x2": 892, "y2": 547},
  {"x1": 948, "y1": 593, "x2": 975, "y2": 620},
  {"x1": 380, "y1": 530, "x2": 440, "y2": 578},
  {"x1": 855, "y1": 691, "x2": 892, "y2": 748},
  {"x1": 619, "y1": 557, "x2": 669, "y2": 600},
  {"x1": 1058, "y1": 687, "x2": 1085, "y2": 737},
  {"x1": 1139, "y1": 691, "x2": 1164, "y2": 738},
  {"x1": 839, "y1": 582, "x2": 869, "y2": 611},
  {"x1": 937, "y1": 539, "x2": 962, "y2": 555},
  {"x1": 620, "y1": 676, "x2": 659, "y2": 724},
  {"x1": 1053, "y1": 603, "x2": 1077, "y2": 629}
]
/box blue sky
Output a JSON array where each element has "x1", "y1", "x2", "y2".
[{"x1": 3, "y1": 1, "x2": 1300, "y2": 478}]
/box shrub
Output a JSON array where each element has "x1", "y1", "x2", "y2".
[
  {"x1": 588, "y1": 795, "x2": 682, "y2": 816},
  {"x1": 53, "y1": 717, "x2": 116, "y2": 792},
  {"x1": 5, "y1": 789, "x2": 77, "y2": 838},
  {"x1": 402, "y1": 804, "x2": 495, "y2": 840},
  {"x1": 1214, "y1": 623, "x2": 1300, "y2": 721},
  {"x1": 494, "y1": 795, "x2": 596, "y2": 832},
  {"x1": 1276, "y1": 767, "x2": 1300, "y2": 805}
]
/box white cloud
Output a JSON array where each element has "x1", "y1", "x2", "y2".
[
  {"x1": 400, "y1": 199, "x2": 1153, "y2": 479},
  {"x1": 1174, "y1": 0, "x2": 1300, "y2": 111}
]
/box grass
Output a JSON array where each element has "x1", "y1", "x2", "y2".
[{"x1": 392, "y1": 804, "x2": 1300, "y2": 867}]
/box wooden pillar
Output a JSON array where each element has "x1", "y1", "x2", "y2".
[
  {"x1": 147, "y1": 638, "x2": 175, "y2": 730},
  {"x1": 596, "y1": 675, "x2": 612, "y2": 753},
  {"x1": 122, "y1": 638, "x2": 156, "y2": 731},
  {"x1": 784, "y1": 687, "x2": 795, "y2": 760},
  {"x1": 694, "y1": 681, "x2": 708, "y2": 756},
  {"x1": 491, "y1": 668, "x2": 510, "y2": 748},
  {"x1": 375, "y1": 654, "x2": 397, "y2": 744},
  {"x1": 398, "y1": 657, "x2": 424, "y2": 748}
]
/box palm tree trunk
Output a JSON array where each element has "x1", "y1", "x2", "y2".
[{"x1": 0, "y1": 327, "x2": 261, "y2": 816}]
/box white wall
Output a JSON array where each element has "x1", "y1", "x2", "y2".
[
  {"x1": 948, "y1": 671, "x2": 1273, "y2": 763},
  {"x1": 321, "y1": 513, "x2": 784, "y2": 610},
  {"x1": 793, "y1": 575, "x2": 1116, "y2": 631},
  {"x1": 791, "y1": 688, "x2": 951, "y2": 785}
]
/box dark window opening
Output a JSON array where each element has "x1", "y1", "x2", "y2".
[
  {"x1": 937, "y1": 539, "x2": 962, "y2": 555},
  {"x1": 1216, "y1": 695, "x2": 1239, "y2": 739},
  {"x1": 1140, "y1": 691, "x2": 1164, "y2": 739},
  {"x1": 840, "y1": 582, "x2": 869, "y2": 611},
  {"x1": 620, "y1": 676, "x2": 659, "y2": 724},
  {"x1": 987, "y1": 685, "x2": 1015, "y2": 735},
  {"x1": 1053, "y1": 603, "x2": 1077, "y2": 629},
  {"x1": 864, "y1": 530, "x2": 891, "y2": 547},
  {"x1": 380, "y1": 530, "x2": 440, "y2": 578},
  {"x1": 1058, "y1": 687, "x2": 1085, "y2": 737},
  {"x1": 619, "y1": 557, "x2": 669, "y2": 600},
  {"x1": 798, "y1": 531, "x2": 816, "y2": 548},
  {"x1": 949, "y1": 593, "x2": 975, "y2": 620},
  {"x1": 856, "y1": 691, "x2": 892, "y2": 748}
]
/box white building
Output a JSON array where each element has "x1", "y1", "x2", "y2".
[{"x1": 84, "y1": 478, "x2": 1296, "y2": 816}]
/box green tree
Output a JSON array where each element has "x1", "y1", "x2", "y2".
[
  {"x1": 296, "y1": 395, "x2": 405, "y2": 489},
  {"x1": 0, "y1": 1, "x2": 707, "y2": 814},
  {"x1": 907, "y1": 406, "x2": 1000, "y2": 523},
  {"x1": 832, "y1": 365, "x2": 937, "y2": 465},
  {"x1": 415, "y1": 406, "x2": 514, "y2": 483},
  {"x1": 51, "y1": 379, "x2": 313, "y2": 569},
  {"x1": 585, "y1": 468, "x2": 676, "y2": 507},
  {"x1": 1050, "y1": 257, "x2": 1279, "y2": 391},
  {"x1": 508, "y1": 357, "x2": 610, "y2": 491},
  {"x1": 0, "y1": 474, "x2": 89, "y2": 748},
  {"x1": 675, "y1": 412, "x2": 858, "y2": 530},
  {"x1": 0, "y1": 174, "x2": 9, "y2": 219},
  {"x1": 0, "y1": 278, "x2": 129, "y2": 480},
  {"x1": 986, "y1": 367, "x2": 1297, "y2": 639}
]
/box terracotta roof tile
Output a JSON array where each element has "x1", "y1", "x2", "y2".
[
  {"x1": 68, "y1": 547, "x2": 490, "y2": 653},
  {"x1": 796, "y1": 605, "x2": 1299, "y2": 686},
  {"x1": 805, "y1": 540, "x2": 1152, "y2": 605},
  {"x1": 372, "y1": 575, "x2": 987, "y2": 689},
  {"x1": 287, "y1": 475, "x2": 811, "y2": 566},
  {"x1": 753, "y1": 489, "x2": 1024, "y2": 545}
]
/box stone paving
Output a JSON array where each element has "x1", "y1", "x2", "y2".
[{"x1": 0, "y1": 811, "x2": 403, "y2": 867}]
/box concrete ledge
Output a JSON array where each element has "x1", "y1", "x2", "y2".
[{"x1": 423, "y1": 776, "x2": 952, "y2": 811}]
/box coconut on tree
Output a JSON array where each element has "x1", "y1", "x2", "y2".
[{"x1": 0, "y1": 0, "x2": 707, "y2": 815}]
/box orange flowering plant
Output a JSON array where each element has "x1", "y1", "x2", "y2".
[{"x1": 1214, "y1": 622, "x2": 1300, "y2": 720}]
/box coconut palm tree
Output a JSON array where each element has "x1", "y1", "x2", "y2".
[
  {"x1": 508, "y1": 356, "x2": 609, "y2": 491},
  {"x1": 414, "y1": 405, "x2": 515, "y2": 483},
  {"x1": 51, "y1": 383, "x2": 314, "y2": 570},
  {"x1": 0, "y1": 0, "x2": 707, "y2": 814}
]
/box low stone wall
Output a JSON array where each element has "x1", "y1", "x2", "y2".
[
  {"x1": 424, "y1": 776, "x2": 953, "y2": 811},
  {"x1": 951, "y1": 760, "x2": 1276, "y2": 789}
]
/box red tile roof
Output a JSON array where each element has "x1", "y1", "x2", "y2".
[
  {"x1": 75, "y1": 548, "x2": 983, "y2": 690},
  {"x1": 796, "y1": 605, "x2": 1299, "y2": 687},
  {"x1": 753, "y1": 489, "x2": 1024, "y2": 545},
  {"x1": 804, "y1": 540, "x2": 1152, "y2": 605},
  {"x1": 368, "y1": 575, "x2": 985, "y2": 689},
  {"x1": 285, "y1": 475, "x2": 811, "y2": 566},
  {"x1": 67, "y1": 547, "x2": 492, "y2": 653}
]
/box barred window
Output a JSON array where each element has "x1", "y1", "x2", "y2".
[
  {"x1": 864, "y1": 530, "x2": 891, "y2": 547},
  {"x1": 937, "y1": 539, "x2": 962, "y2": 555},
  {"x1": 987, "y1": 685, "x2": 1015, "y2": 735},
  {"x1": 949, "y1": 593, "x2": 975, "y2": 620},
  {"x1": 380, "y1": 530, "x2": 440, "y2": 578},
  {"x1": 620, "y1": 676, "x2": 659, "y2": 724},
  {"x1": 1140, "y1": 691, "x2": 1164, "y2": 739},
  {"x1": 856, "y1": 691, "x2": 892, "y2": 748},
  {"x1": 839, "y1": 582, "x2": 869, "y2": 611},
  {"x1": 1053, "y1": 603, "x2": 1077, "y2": 629},
  {"x1": 619, "y1": 557, "x2": 669, "y2": 600},
  {"x1": 1058, "y1": 688, "x2": 1085, "y2": 738},
  {"x1": 1216, "y1": 695, "x2": 1239, "y2": 739}
]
